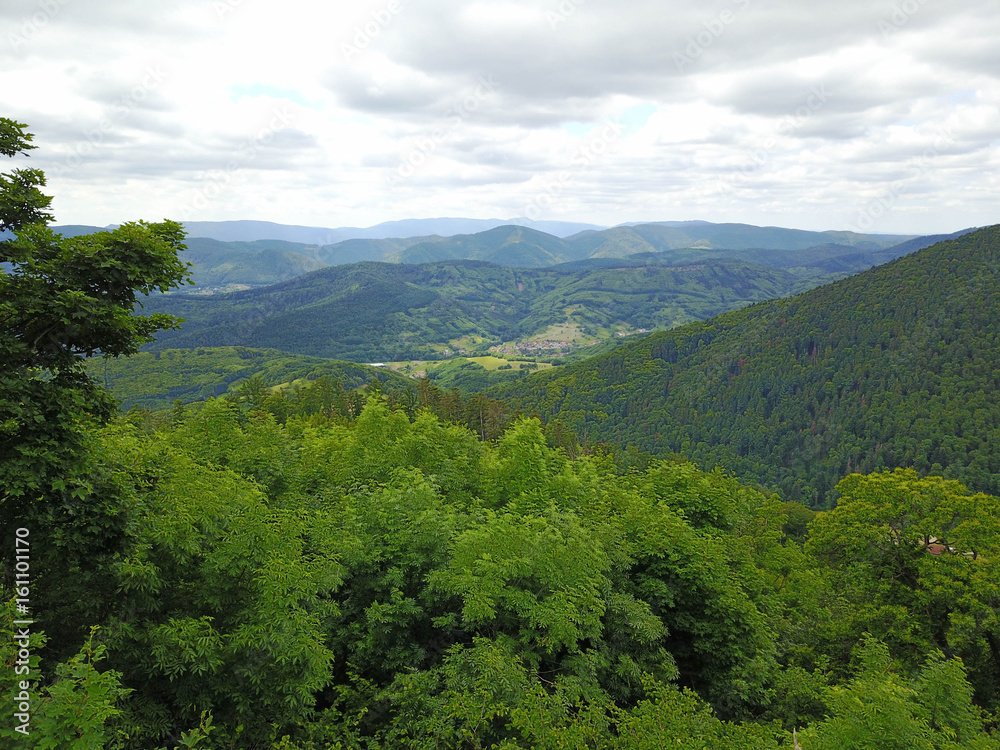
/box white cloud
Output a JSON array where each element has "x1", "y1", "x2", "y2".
[{"x1": 0, "y1": 0, "x2": 997, "y2": 233}]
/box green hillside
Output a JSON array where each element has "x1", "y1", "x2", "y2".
[
  {"x1": 351, "y1": 221, "x2": 917, "y2": 268},
  {"x1": 91, "y1": 346, "x2": 411, "y2": 410},
  {"x1": 565, "y1": 225, "x2": 661, "y2": 258},
  {"x1": 182, "y1": 237, "x2": 328, "y2": 290},
  {"x1": 140, "y1": 258, "x2": 811, "y2": 362},
  {"x1": 397, "y1": 225, "x2": 572, "y2": 266},
  {"x1": 493, "y1": 226, "x2": 1000, "y2": 506},
  {"x1": 315, "y1": 235, "x2": 432, "y2": 265}
]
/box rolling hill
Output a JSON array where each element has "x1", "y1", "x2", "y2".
[
  {"x1": 91, "y1": 347, "x2": 412, "y2": 410},
  {"x1": 181, "y1": 237, "x2": 328, "y2": 290},
  {"x1": 396, "y1": 225, "x2": 572, "y2": 265},
  {"x1": 492, "y1": 225, "x2": 1000, "y2": 507},
  {"x1": 140, "y1": 258, "x2": 808, "y2": 362}
]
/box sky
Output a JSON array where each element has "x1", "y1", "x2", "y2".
[{"x1": 1, "y1": 0, "x2": 998, "y2": 235}]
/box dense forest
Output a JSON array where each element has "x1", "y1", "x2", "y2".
[
  {"x1": 3, "y1": 118, "x2": 1000, "y2": 748},
  {"x1": 495, "y1": 226, "x2": 1000, "y2": 507},
  {"x1": 5, "y1": 390, "x2": 1000, "y2": 748}
]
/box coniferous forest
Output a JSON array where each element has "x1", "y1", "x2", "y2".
[{"x1": 3, "y1": 117, "x2": 1000, "y2": 750}]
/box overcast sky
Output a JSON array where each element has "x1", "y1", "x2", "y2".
[{"x1": 2, "y1": 0, "x2": 998, "y2": 234}]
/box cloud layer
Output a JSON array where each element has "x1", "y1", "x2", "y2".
[{"x1": 2, "y1": 0, "x2": 997, "y2": 233}]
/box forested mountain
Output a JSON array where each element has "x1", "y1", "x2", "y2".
[
  {"x1": 553, "y1": 229, "x2": 975, "y2": 278},
  {"x1": 181, "y1": 237, "x2": 328, "y2": 290},
  {"x1": 493, "y1": 226, "x2": 1000, "y2": 507},
  {"x1": 396, "y1": 225, "x2": 571, "y2": 265},
  {"x1": 45, "y1": 217, "x2": 606, "y2": 247},
  {"x1": 48, "y1": 223, "x2": 105, "y2": 237},
  {"x1": 139, "y1": 258, "x2": 812, "y2": 362}
]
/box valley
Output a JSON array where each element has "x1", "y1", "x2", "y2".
[{"x1": 97, "y1": 221, "x2": 979, "y2": 411}]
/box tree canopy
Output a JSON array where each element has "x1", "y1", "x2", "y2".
[{"x1": 0, "y1": 117, "x2": 189, "y2": 507}]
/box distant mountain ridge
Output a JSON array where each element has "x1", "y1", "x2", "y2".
[
  {"x1": 51, "y1": 219, "x2": 972, "y2": 293},
  {"x1": 53, "y1": 217, "x2": 606, "y2": 243},
  {"x1": 186, "y1": 217, "x2": 605, "y2": 243}
]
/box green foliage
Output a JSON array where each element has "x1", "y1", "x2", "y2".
[
  {"x1": 431, "y1": 509, "x2": 609, "y2": 655},
  {"x1": 0, "y1": 120, "x2": 191, "y2": 678},
  {"x1": 2, "y1": 397, "x2": 999, "y2": 747},
  {"x1": 806, "y1": 469, "x2": 1000, "y2": 711},
  {"x1": 49, "y1": 400, "x2": 830, "y2": 745},
  {"x1": 0, "y1": 119, "x2": 52, "y2": 230},
  {"x1": 1, "y1": 611, "x2": 129, "y2": 749},
  {"x1": 611, "y1": 680, "x2": 785, "y2": 750},
  {"x1": 798, "y1": 637, "x2": 1000, "y2": 750},
  {"x1": 95, "y1": 421, "x2": 344, "y2": 748},
  {"x1": 0, "y1": 118, "x2": 188, "y2": 499}
]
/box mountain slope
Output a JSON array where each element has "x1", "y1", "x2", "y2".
[
  {"x1": 315, "y1": 236, "x2": 433, "y2": 265},
  {"x1": 182, "y1": 237, "x2": 327, "y2": 289},
  {"x1": 52, "y1": 224, "x2": 105, "y2": 237},
  {"x1": 492, "y1": 226, "x2": 1000, "y2": 507},
  {"x1": 561, "y1": 226, "x2": 661, "y2": 260}
]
